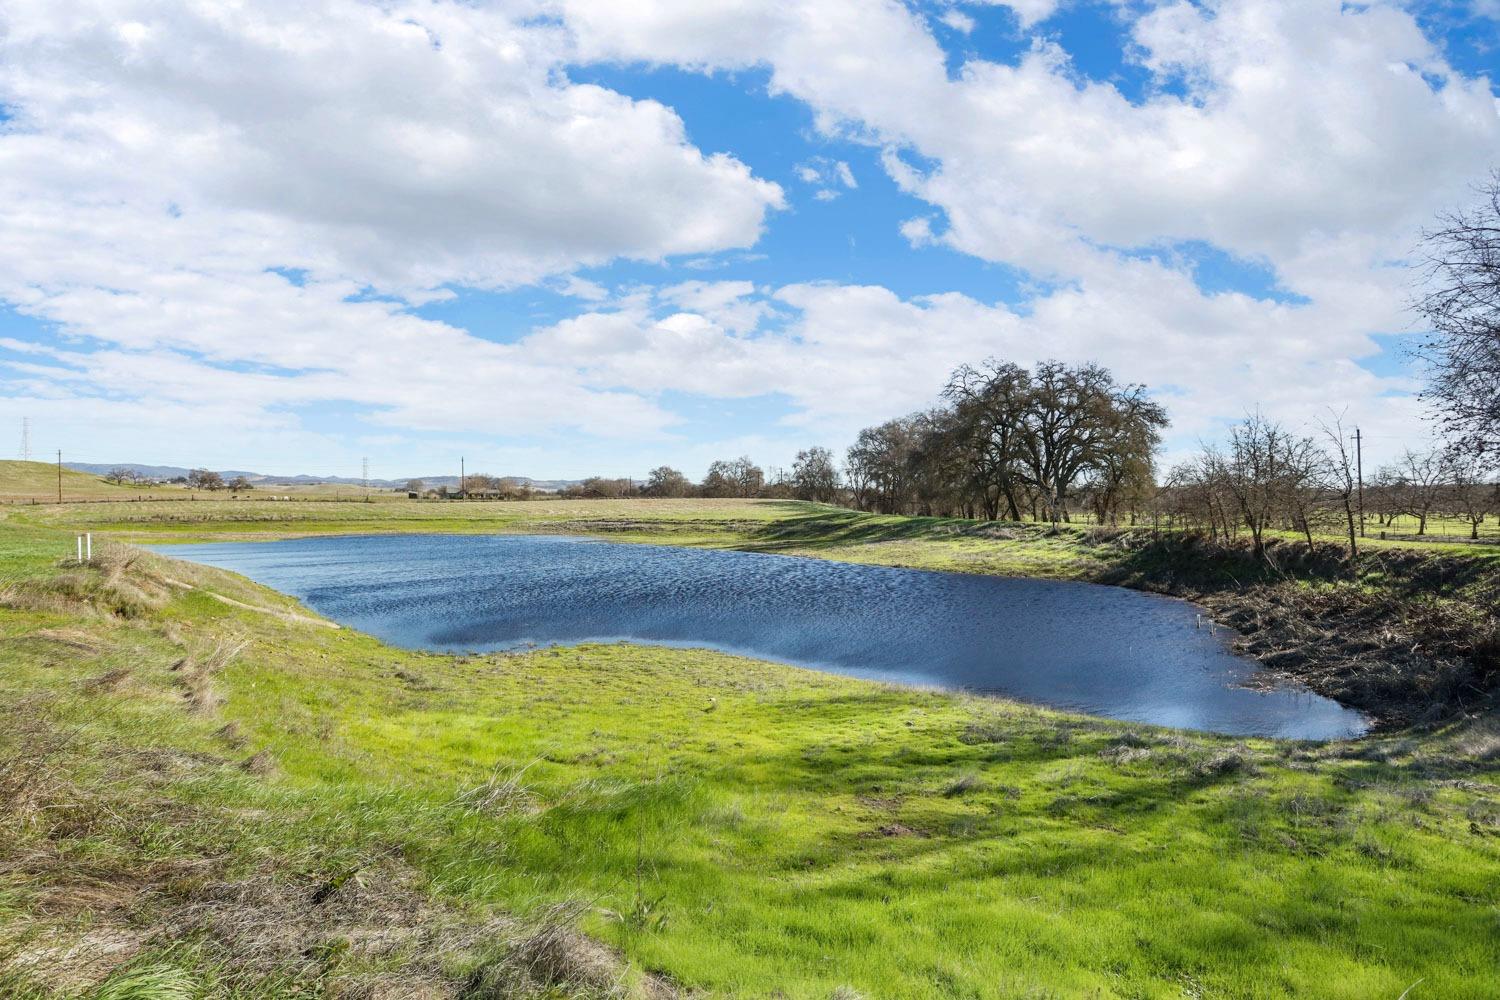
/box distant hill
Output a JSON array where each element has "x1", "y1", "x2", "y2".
[
  {"x1": 411, "y1": 476, "x2": 583, "y2": 492},
  {"x1": 64, "y1": 462, "x2": 260, "y2": 482},
  {"x1": 62, "y1": 462, "x2": 580, "y2": 491},
  {"x1": 0, "y1": 460, "x2": 149, "y2": 501}
]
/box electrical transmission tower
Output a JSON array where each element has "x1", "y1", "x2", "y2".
[{"x1": 20, "y1": 417, "x2": 30, "y2": 462}]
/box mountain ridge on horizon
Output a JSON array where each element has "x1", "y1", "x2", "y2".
[{"x1": 61, "y1": 462, "x2": 582, "y2": 491}]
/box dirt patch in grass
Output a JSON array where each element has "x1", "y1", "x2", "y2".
[{"x1": 862, "y1": 822, "x2": 927, "y2": 839}]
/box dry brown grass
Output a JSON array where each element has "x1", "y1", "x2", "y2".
[
  {"x1": 0, "y1": 701, "x2": 624, "y2": 997},
  {"x1": 171, "y1": 634, "x2": 246, "y2": 717},
  {"x1": 80, "y1": 667, "x2": 134, "y2": 694},
  {"x1": 460, "y1": 897, "x2": 677, "y2": 1000},
  {"x1": 452, "y1": 759, "x2": 543, "y2": 817},
  {"x1": 238, "y1": 749, "x2": 275, "y2": 776},
  {"x1": 1208, "y1": 583, "x2": 1499, "y2": 725},
  {"x1": 0, "y1": 548, "x2": 173, "y2": 621},
  {"x1": 214, "y1": 721, "x2": 248, "y2": 750},
  {"x1": 0, "y1": 707, "x2": 76, "y2": 825}
]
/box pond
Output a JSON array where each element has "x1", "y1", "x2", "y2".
[{"x1": 160, "y1": 533, "x2": 1367, "y2": 740}]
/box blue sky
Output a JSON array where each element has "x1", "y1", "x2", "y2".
[{"x1": 1, "y1": 0, "x2": 1497, "y2": 480}]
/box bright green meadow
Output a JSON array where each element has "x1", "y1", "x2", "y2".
[{"x1": 0, "y1": 496, "x2": 1497, "y2": 998}]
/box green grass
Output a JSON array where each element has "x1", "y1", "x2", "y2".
[
  {"x1": 2, "y1": 509, "x2": 1499, "y2": 997},
  {"x1": 0, "y1": 460, "x2": 150, "y2": 503},
  {"x1": 10, "y1": 493, "x2": 1497, "y2": 562},
  {"x1": 7, "y1": 495, "x2": 798, "y2": 543}
]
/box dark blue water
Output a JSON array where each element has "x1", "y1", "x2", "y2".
[{"x1": 159, "y1": 534, "x2": 1366, "y2": 739}]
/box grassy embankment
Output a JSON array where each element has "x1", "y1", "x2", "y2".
[
  {"x1": 0, "y1": 462, "x2": 148, "y2": 503},
  {"x1": 2, "y1": 498, "x2": 1499, "y2": 998},
  {"x1": 17, "y1": 494, "x2": 1498, "y2": 722}
]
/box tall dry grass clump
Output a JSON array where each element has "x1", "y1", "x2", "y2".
[
  {"x1": 461, "y1": 896, "x2": 673, "y2": 999},
  {"x1": 0, "y1": 546, "x2": 171, "y2": 620},
  {"x1": 452, "y1": 758, "x2": 543, "y2": 817},
  {"x1": 171, "y1": 635, "x2": 247, "y2": 717}
]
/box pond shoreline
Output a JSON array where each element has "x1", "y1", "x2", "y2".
[
  {"x1": 153, "y1": 532, "x2": 1367, "y2": 740},
  {"x1": 36, "y1": 497, "x2": 1499, "y2": 731},
  {"x1": 574, "y1": 519, "x2": 1496, "y2": 732}
]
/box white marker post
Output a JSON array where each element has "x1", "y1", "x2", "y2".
[
  {"x1": 76, "y1": 535, "x2": 82, "y2": 562},
  {"x1": 86, "y1": 533, "x2": 92, "y2": 562}
]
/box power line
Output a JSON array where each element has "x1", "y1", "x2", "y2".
[{"x1": 1354, "y1": 426, "x2": 1365, "y2": 538}]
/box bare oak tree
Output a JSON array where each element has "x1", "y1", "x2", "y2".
[
  {"x1": 790, "y1": 447, "x2": 841, "y2": 504},
  {"x1": 1376, "y1": 448, "x2": 1447, "y2": 535},
  {"x1": 701, "y1": 457, "x2": 764, "y2": 498},
  {"x1": 1416, "y1": 173, "x2": 1500, "y2": 463},
  {"x1": 643, "y1": 466, "x2": 690, "y2": 498}
]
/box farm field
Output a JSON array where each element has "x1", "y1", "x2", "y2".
[
  {"x1": 0, "y1": 460, "x2": 153, "y2": 503},
  {"x1": 0, "y1": 521, "x2": 1494, "y2": 995},
  {"x1": 0, "y1": 462, "x2": 399, "y2": 505},
  {"x1": 0, "y1": 499, "x2": 1498, "y2": 997},
  {"x1": 7, "y1": 490, "x2": 1499, "y2": 557},
  {"x1": 6, "y1": 1, "x2": 1500, "y2": 996}
]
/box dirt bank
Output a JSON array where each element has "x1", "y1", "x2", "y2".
[{"x1": 1091, "y1": 532, "x2": 1500, "y2": 728}]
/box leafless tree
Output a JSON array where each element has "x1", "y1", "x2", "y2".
[
  {"x1": 701, "y1": 457, "x2": 763, "y2": 498},
  {"x1": 844, "y1": 417, "x2": 923, "y2": 514},
  {"x1": 1415, "y1": 172, "x2": 1500, "y2": 463},
  {"x1": 104, "y1": 466, "x2": 137, "y2": 485},
  {"x1": 643, "y1": 466, "x2": 690, "y2": 498},
  {"x1": 1444, "y1": 454, "x2": 1497, "y2": 539},
  {"x1": 790, "y1": 447, "x2": 841, "y2": 504},
  {"x1": 1316, "y1": 411, "x2": 1361, "y2": 561},
  {"x1": 1376, "y1": 448, "x2": 1448, "y2": 534},
  {"x1": 496, "y1": 477, "x2": 531, "y2": 500},
  {"x1": 1207, "y1": 414, "x2": 1324, "y2": 559},
  {"x1": 580, "y1": 476, "x2": 635, "y2": 498},
  {"x1": 187, "y1": 468, "x2": 224, "y2": 491},
  {"x1": 842, "y1": 445, "x2": 875, "y2": 511}
]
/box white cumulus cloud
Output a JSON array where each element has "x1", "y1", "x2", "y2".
[{"x1": 0, "y1": 0, "x2": 787, "y2": 464}]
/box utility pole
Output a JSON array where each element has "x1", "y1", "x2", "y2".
[
  {"x1": 362, "y1": 456, "x2": 369, "y2": 493},
  {"x1": 460, "y1": 456, "x2": 465, "y2": 499},
  {"x1": 20, "y1": 417, "x2": 30, "y2": 462},
  {"x1": 1354, "y1": 427, "x2": 1365, "y2": 538},
  {"x1": 56, "y1": 449, "x2": 62, "y2": 503}
]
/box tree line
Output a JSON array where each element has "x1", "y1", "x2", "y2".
[
  {"x1": 526, "y1": 340, "x2": 1497, "y2": 563},
  {"x1": 512, "y1": 358, "x2": 1169, "y2": 519},
  {"x1": 1160, "y1": 413, "x2": 1497, "y2": 560},
  {"x1": 550, "y1": 173, "x2": 1500, "y2": 561},
  {"x1": 104, "y1": 467, "x2": 253, "y2": 492}
]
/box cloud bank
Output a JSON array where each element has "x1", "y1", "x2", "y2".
[{"x1": 0, "y1": 0, "x2": 1495, "y2": 473}]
